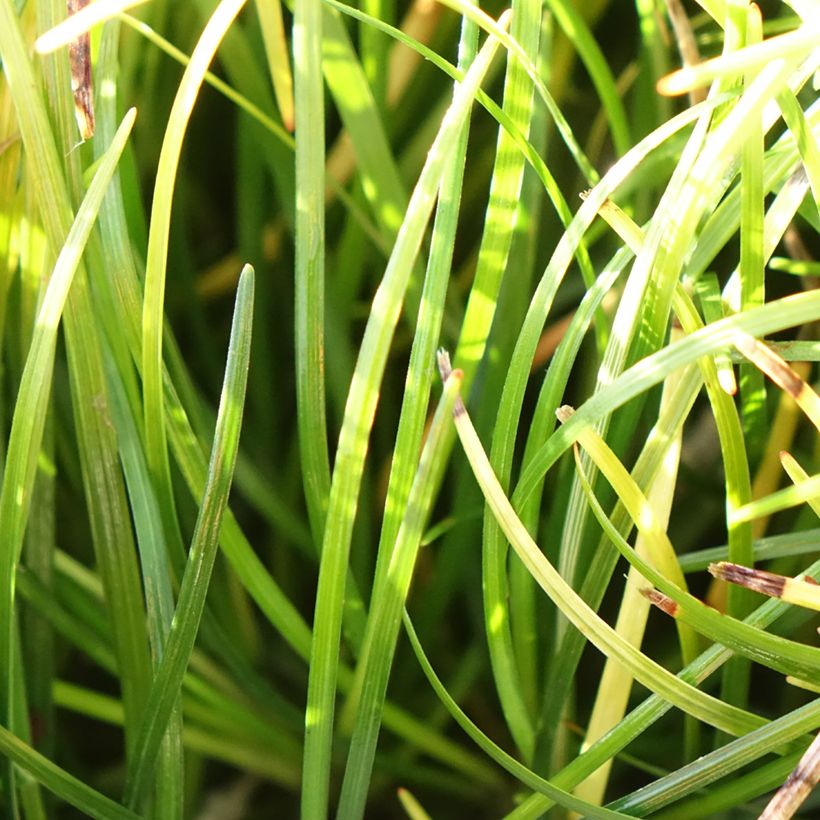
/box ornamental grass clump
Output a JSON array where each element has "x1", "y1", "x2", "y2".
[{"x1": 1, "y1": 0, "x2": 819, "y2": 818}]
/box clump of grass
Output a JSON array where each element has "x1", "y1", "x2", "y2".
[{"x1": 1, "y1": 1, "x2": 819, "y2": 818}]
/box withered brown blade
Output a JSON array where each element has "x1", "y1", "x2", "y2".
[
  {"x1": 67, "y1": 0, "x2": 95, "y2": 140},
  {"x1": 759, "y1": 730, "x2": 820, "y2": 820}
]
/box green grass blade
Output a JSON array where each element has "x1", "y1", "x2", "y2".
[
  {"x1": 318, "y1": 0, "x2": 596, "y2": 296},
  {"x1": 0, "y1": 725, "x2": 139, "y2": 820},
  {"x1": 321, "y1": 8, "x2": 407, "y2": 240},
  {"x1": 437, "y1": 0, "x2": 599, "y2": 184},
  {"x1": 609, "y1": 699, "x2": 820, "y2": 814},
  {"x1": 365, "y1": 7, "x2": 478, "y2": 626},
  {"x1": 457, "y1": 0, "x2": 542, "y2": 762},
  {"x1": 294, "y1": 0, "x2": 331, "y2": 544},
  {"x1": 730, "y1": 472, "x2": 820, "y2": 524},
  {"x1": 694, "y1": 273, "x2": 736, "y2": 393},
  {"x1": 336, "y1": 367, "x2": 464, "y2": 818},
  {"x1": 737, "y1": 5, "x2": 767, "y2": 473},
  {"x1": 345, "y1": 6, "x2": 479, "y2": 732},
  {"x1": 0, "y1": 115, "x2": 137, "y2": 590},
  {"x1": 124, "y1": 265, "x2": 254, "y2": 809},
  {"x1": 19, "y1": 51, "x2": 145, "y2": 778},
  {"x1": 514, "y1": 289, "x2": 820, "y2": 508},
  {"x1": 545, "y1": 0, "x2": 631, "y2": 156},
  {"x1": 777, "y1": 89, "x2": 820, "y2": 212},
  {"x1": 300, "y1": 23, "x2": 506, "y2": 818},
  {"x1": 359, "y1": 0, "x2": 389, "y2": 105},
  {"x1": 402, "y1": 612, "x2": 639, "y2": 820}
]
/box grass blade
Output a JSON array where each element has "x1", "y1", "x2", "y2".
[
  {"x1": 300, "y1": 20, "x2": 507, "y2": 817},
  {"x1": 124, "y1": 266, "x2": 255, "y2": 809},
  {"x1": 294, "y1": 0, "x2": 331, "y2": 544}
]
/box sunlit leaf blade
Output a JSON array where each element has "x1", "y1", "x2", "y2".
[{"x1": 301, "y1": 20, "x2": 507, "y2": 817}]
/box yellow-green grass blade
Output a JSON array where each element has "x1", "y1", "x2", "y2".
[
  {"x1": 255, "y1": 0, "x2": 294, "y2": 130},
  {"x1": 464, "y1": 89, "x2": 729, "y2": 761},
  {"x1": 733, "y1": 334, "x2": 820, "y2": 431},
  {"x1": 571, "y1": 445, "x2": 820, "y2": 685},
  {"x1": 141, "y1": 0, "x2": 247, "y2": 569},
  {"x1": 781, "y1": 451, "x2": 820, "y2": 518},
  {"x1": 438, "y1": 351, "x2": 772, "y2": 737},
  {"x1": 729, "y1": 472, "x2": 820, "y2": 526},
  {"x1": 526, "y1": 122, "x2": 813, "y2": 740},
  {"x1": 514, "y1": 289, "x2": 820, "y2": 511},
  {"x1": 510, "y1": 547, "x2": 820, "y2": 816},
  {"x1": 688, "y1": 148, "x2": 815, "y2": 307},
  {"x1": 574, "y1": 335, "x2": 694, "y2": 806},
  {"x1": 481, "y1": 92, "x2": 734, "y2": 760},
  {"x1": 601, "y1": 220, "x2": 759, "y2": 635},
  {"x1": 658, "y1": 20, "x2": 820, "y2": 96},
  {"x1": 34, "y1": 0, "x2": 147, "y2": 52},
  {"x1": 644, "y1": 749, "x2": 807, "y2": 819},
  {"x1": 556, "y1": 48, "x2": 795, "y2": 603},
  {"x1": 516, "y1": 278, "x2": 811, "y2": 744}
]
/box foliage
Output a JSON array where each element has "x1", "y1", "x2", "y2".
[{"x1": 1, "y1": 0, "x2": 819, "y2": 818}]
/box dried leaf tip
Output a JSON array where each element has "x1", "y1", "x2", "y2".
[
  {"x1": 436, "y1": 349, "x2": 453, "y2": 382},
  {"x1": 555, "y1": 405, "x2": 575, "y2": 424},
  {"x1": 708, "y1": 562, "x2": 787, "y2": 599},
  {"x1": 640, "y1": 587, "x2": 679, "y2": 617},
  {"x1": 67, "y1": 0, "x2": 95, "y2": 141}
]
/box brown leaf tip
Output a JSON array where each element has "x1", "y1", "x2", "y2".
[
  {"x1": 640, "y1": 587, "x2": 679, "y2": 617},
  {"x1": 708, "y1": 562, "x2": 787, "y2": 599}
]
